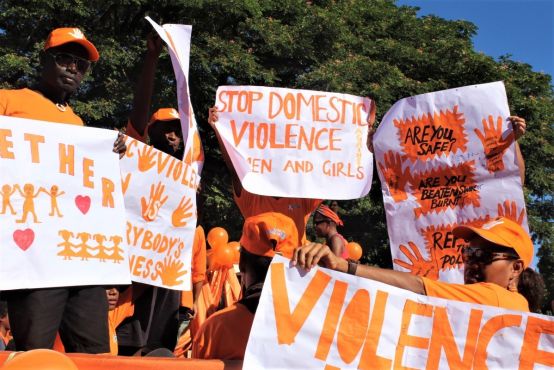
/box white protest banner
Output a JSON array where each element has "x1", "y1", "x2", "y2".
[
  {"x1": 0, "y1": 116, "x2": 130, "y2": 290},
  {"x1": 146, "y1": 17, "x2": 204, "y2": 170},
  {"x1": 244, "y1": 255, "x2": 554, "y2": 369},
  {"x1": 120, "y1": 136, "x2": 199, "y2": 290},
  {"x1": 214, "y1": 86, "x2": 374, "y2": 199},
  {"x1": 373, "y1": 81, "x2": 527, "y2": 283}
]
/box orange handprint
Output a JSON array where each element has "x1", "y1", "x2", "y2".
[
  {"x1": 171, "y1": 195, "x2": 194, "y2": 227},
  {"x1": 159, "y1": 255, "x2": 188, "y2": 287},
  {"x1": 497, "y1": 200, "x2": 525, "y2": 225},
  {"x1": 377, "y1": 150, "x2": 412, "y2": 202},
  {"x1": 474, "y1": 115, "x2": 515, "y2": 173},
  {"x1": 137, "y1": 144, "x2": 156, "y2": 172},
  {"x1": 393, "y1": 241, "x2": 439, "y2": 280},
  {"x1": 141, "y1": 182, "x2": 168, "y2": 222}
]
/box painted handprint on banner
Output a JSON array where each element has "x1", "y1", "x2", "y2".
[
  {"x1": 475, "y1": 115, "x2": 514, "y2": 173},
  {"x1": 497, "y1": 200, "x2": 525, "y2": 225},
  {"x1": 141, "y1": 182, "x2": 168, "y2": 222},
  {"x1": 393, "y1": 241, "x2": 439, "y2": 279},
  {"x1": 159, "y1": 255, "x2": 187, "y2": 287},
  {"x1": 171, "y1": 195, "x2": 194, "y2": 227},
  {"x1": 137, "y1": 144, "x2": 156, "y2": 172},
  {"x1": 377, "y1": 151, "x2": 412, "y2": 202}
]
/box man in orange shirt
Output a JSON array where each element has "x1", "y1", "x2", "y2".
[
  {"x1": 293, "y1": 217, "x2": 545, "y2": 312},
  {"x1": 0, "y1": 28, "x2": 125, "y2": 353},
  {"x1": 193, "y1": 212, "x2": 298, "y2": 360}
]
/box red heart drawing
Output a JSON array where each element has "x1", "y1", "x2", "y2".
[
  {"x1": 75, "y1": 195, "x2": 91, "y2": 214},
  {"x1": 13, "y1": 229, "x2": 35, "y2": 251}
]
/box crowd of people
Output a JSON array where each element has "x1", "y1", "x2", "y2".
[{"x1": 0, "y1": 26, "x2": 547, "y2": 365}]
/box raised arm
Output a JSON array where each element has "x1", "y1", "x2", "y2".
[
  {"x1": 208, "y1": 107, "x2": 243, "y2": 196},
  {"x1": 128, "y1": 34, "x2": 163, "y2": 139},
  {"x1": 509, "y1": 116, "x2": 526, "y2": 185},
  {"x1": 292, "y1": 243, "x2": 425, "y2": 295}
]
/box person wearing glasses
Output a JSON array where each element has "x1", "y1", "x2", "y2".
[
  {"x1": 293, "y1": 217, "x2": 545, "y2": 312},
  {"x1": 0, "y1": 28, "x2": 125, "y2": 353},
  {"x1": 313, "y1": 204, "x2": 349, "y2": 258}
]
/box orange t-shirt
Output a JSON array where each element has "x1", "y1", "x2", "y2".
[
  {"x1": 0, "y1": 330, "x2": 11, "y2": 348},
  {"x1": 422, "y1": 278, "x2": 530, "y2": 312},
  {"x1": 181, "y1": 226, "x2": 208, "y2": 308},
  {"x1": 0, "y1": 88, "x2": 83, "y2": 125},
  {"x1": 107, "y1": 287, "x2": 134, "y2": 355},
  {"x1": 234, "y1": 188, "x2": 321, "y2": 246},
  {"x1": 192, "y1": 302, "x2": 254, "y2": 360}
]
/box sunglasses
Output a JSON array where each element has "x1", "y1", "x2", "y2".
[
  {"x1": 462, "y1": 246, "x2": 519, "y2": 265},
  {"x1": 314, "y1": 220, "x2": 329, "y2": 226},
  {"x1": 48, "y1": 52, "x2": 91, "y2": 74}
]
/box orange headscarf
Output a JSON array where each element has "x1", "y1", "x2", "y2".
[{"x1": 315, "y1": 204, "x2": 343, "y2": 226}]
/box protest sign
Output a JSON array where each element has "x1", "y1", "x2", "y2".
[
  {"x1": 0, "y1": 116, "x2": 130, "y2": 290},
  {"x1": 373, "y1": 82, "x2": 527, "y2": 282},
  {"x1": 244, "y1": 255, "x2": 554, "y2": 369},
  {"x1": 214, "y1": 86, "x2": 374, "y2": 199},
  {"x1": 146, "y1": 17, "x2": 204, "y2": 170},
  {"x1": 120, "y1": 137, "x2": 199, "y2": 290}
]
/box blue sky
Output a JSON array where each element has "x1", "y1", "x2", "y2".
[{"x1": 396, "y1": 0, "x2": 554, "y2": 80}]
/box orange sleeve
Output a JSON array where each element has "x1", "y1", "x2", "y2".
[
  {"x1": 109, "y1": 287, "x2": 135, "y2": 328},
  {"x1": 125, "y1": 119, "x2": 147, "y2": 142},
  {"x1": 303, "y1": 198, "x2": 322, "y2": 214},
  {"x1": 422, "y1": 278, "x2": 502, "y2": 306},
  {"x1": 192, "y1": 226, "x2": 207, "y2": 284}
]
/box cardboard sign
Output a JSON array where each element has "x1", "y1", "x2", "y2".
[
  {"x1": 214, "y1": 86, "x2": 374, "y2": 199},
  {"x1": 244, "y1": 256, "x2": 554, "y2": 369},
  {"x1": 373, "y1": 82, "x2": 527, "y2": 282},
  {"x1": 120, "y1": 137, "x2": 199, "y2": 290},
  {"x1": 0, "y1": 116, "x2": 130, "y2": 289},
  {"x1": 146, "y1": 17, "x2": 204, "y2": 170}
]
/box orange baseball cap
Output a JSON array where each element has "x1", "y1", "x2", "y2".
[
  {"x1": 44, "y1": 28, "x2": 99, "y2": 62},
  {"x1": 240, "y1": 212, "x2": 299, "y2": 258},
  {"x1": 149, "y1": 108, "x2": 180, "y2": 125},
  {"x1": 453, "y1": 217, "x2": 534, "y2": 267}
]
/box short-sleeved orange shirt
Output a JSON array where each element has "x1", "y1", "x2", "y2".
[
  {"x1": 234, "y1": 188, "x2": 321, "y2": 246},
  {"x1": 192, "y1": 302, "x2": 254, "y2": 360},
  {"x1": 181, "y1": 226, "x2": 208, "y2": 308},
  {"x1": 0, "y1": 88, "x2": 83, "y2": 125},
  {"x1": 422, "y1": 278, "x2": 529, "y2": 312},
  {"x1": 108, "y1": 287, "x2": 134, "y2": 355}
]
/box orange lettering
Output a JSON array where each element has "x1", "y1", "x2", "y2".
[
  {"x1": 82, "y1": 158, "x2": 94, "y2": 188},
  {"x1": 23, "y1": 133, "x2": 44, "y2": 163},
  {"x1": 337, "y1": 289, "x2": 371, "y2": 364},
  {"x1": 427, "y1": 307, "x2": 483, "y2": 370},
  {"x1": 0, "y1": 129, "x2": 14, "y2": 159},
  {"x1": 271, "y1": 263, "x2": 331, "y2": 345},
  {"x1": 473, "y1": 314, "x2": 522, "y2": 368},
  {"x1": 359, "y1": 291, "x2": 392, "y2": 369},
  {"x1": 59, "y1": 144, "x2": 75, "y2": 175},
  {"x1": 315, "y1": 280, "x2": 348, "y2": 361},
  {"x1": 394, "y1": 300, "x2": 433, "y2": 370},
  {"x1": 519, "y1": 316, "x2": 554, "y2": 369},
  {"x1": 125, "y1": 138, "x2": 138, "y2": 158},
  {"x1": 101, "y1": 177, "x2": 114, "y2": 208},
  {"x1": 121, "y1": 173, "x2": 131, "y2": 195}
]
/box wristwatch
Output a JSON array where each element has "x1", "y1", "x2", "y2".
[{"x1": 347, "y1": 259, "x2": 358, "y2": 275}]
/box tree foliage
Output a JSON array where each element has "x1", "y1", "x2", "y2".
[{"x1": 1, "y1": 0, "x2": 552, "y2": 310}]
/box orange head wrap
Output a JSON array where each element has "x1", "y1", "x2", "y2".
[{"x1": 315, "y1": 204, "x2": 343, "y2": 226}]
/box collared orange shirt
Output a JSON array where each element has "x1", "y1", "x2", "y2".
[
  {"x1": 192, "y1": 302, "x2": 254, "y2": 360},
  {"x1": 422, "y1": 278, "x2": 530, "y2": 312},
  {"x1": 0, "y1": 88, "x2": 83, "y2": 125},
  {"x1": 181, "y1": 226, "x2": 208, "y2": 309},
  {"x1": 234, "y1": 188, "x2": 321, "y2": 246}
]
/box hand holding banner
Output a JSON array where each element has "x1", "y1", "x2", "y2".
[{"x1": 214, "y1": 86, "x2": 374, "y2": 199}]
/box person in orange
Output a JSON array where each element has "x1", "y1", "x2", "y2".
[
  {"x1": 313, "y1": 204, "x2": 349, "y2": 258},
  {"x1": 106, "y1": 287, "x2": 134, "y2": 355},
  {"x1": 193, "y1": 212, "x2": 298, "y2": 360},
  {"x1": 0, "y1": 301, "x2": 12, "y2": 351},
  {"x1": 208, "y1": 108, "x2": 321, "y2": 246},
  {"x1": 0, "y1": 27, "x2": 125, "y2": 353},
  {"x1": 293, "y1": 216, "x2": 545, "y2": 312}
]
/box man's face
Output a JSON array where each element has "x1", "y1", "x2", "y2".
[
  {"x1": 41, "y1": 43, "x2": 90, "y2": 95},
  {"x1": 149, "y1": 120, "x2": 183, "y2": 157}
]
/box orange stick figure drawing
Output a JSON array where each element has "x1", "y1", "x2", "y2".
[
  {"x1": 497, "y1": 200, "x2": 526, "y2": 225},
  {"x1": 0, "y1": 184, "x2": 17, "y2": 215},
  {"x1": 41, "y1": 185, "x2": 65, "y2": 217},
  {"x1": 141, "y1": 182, "x2": 168, "y2": 222},
  {"x1": 377, "y1": 151, "x2": 412, "y2": 202},
  {"x1": 474, "y1": 115, "x2": 515, "y2": 173},
  {"x1": 92, "y1": 234, "x2": 110, "y2": 262},
  {"x1": 393, "y1": 241, "x2": 439, "y2": 280},
  {"x1": 57, "y1": 229, "x2": 76, "y2": 260},
  {"x1": 171, "y1": 196, "x2": 194, "y2": 227},
  {"x1": 75, "y1": 232, "x2": 93, "y2": 261},
  {"x1": 109, "y1": 235, "x2": 124, "y2": 263},
  {"x1": 15, "y1": 184, "x2": 43, "y2": 223}
]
